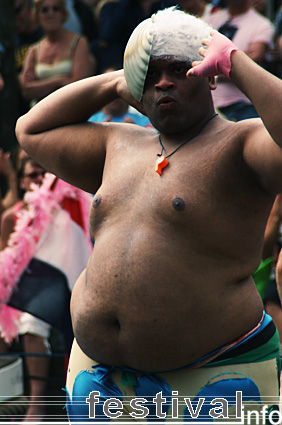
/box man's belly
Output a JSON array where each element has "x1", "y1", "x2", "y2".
[{"x1": 70, "y1": 256, "x2": 264, "y2": 371}]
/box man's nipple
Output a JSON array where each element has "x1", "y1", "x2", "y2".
[
  {"x1": 93, "y1": 195, "x2": 102, "y2": 209},
  {"x1": 172, "y1": 197, "x2": 186, "y2": 212}
]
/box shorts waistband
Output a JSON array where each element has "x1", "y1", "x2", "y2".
[{"x1": 200, "y1": 312, "x2": 279, "y2": 368}]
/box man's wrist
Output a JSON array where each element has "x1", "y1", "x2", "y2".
[{"x1": 220, "y1": 47, "x2": 239, "y2": 79}]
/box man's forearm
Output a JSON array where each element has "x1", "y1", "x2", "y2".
[
  {"x1": 189, "y1": 30, "x2": 282, "y2": 150},
  {"x1": 230, "y1": 50, "x2": 282, "y2": 148},
  {"x1": 17, "y1": 71, "x2": 123, "y2": 136}
]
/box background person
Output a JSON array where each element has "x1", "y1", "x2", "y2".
[
  {"x1": 0, "y1": 158, "x2": 49, "y2": 422},
  {"x1": 14, "y1": 0, "x2": 44, "y2": 116},
  {"x1": 15, "y1": 0, "x2": 44, "y2": 76},
  {"x1": 0, "y1": 149, "x2": 19, "y2": 219},
  {"x1": 91, "y1": 0, "x2": 177, "y2": 73},
  {"x1": 20, "y1": 0, "x2": 95, "y2": 105},
  {"x1": 205, "y1": 0, "x2": 274, "y2": 121},
  {"x1": 264, "y1": 1, "x2": 282, "y2": 80},
  {"x1": 0, "y1": 157, "x2": 92, "y2": 422},
  {"x1": 177, "y1": 0, "x2": 215, "y2": 18},
  {"x1": 64, "y1": 0, "x2": 99, "y2": 44}
]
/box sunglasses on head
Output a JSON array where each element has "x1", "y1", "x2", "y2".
[{"x1": 40, "y1": 5, "x2": 62, "y2": 14}]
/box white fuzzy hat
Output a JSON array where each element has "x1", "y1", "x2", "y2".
[{"x1": 123, "y1": 7, "x2": 213, "y2": 101}]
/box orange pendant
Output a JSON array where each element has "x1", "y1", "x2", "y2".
[{"x1": 155, "y1": 155, "x2": 169, "y2": 175}]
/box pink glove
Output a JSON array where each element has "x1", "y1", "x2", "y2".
[{"x1": 188, "y1": 31, "x2": 239, "y2": 79}]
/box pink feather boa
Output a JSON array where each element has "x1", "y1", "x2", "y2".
[{"x1": 0, "y1": 173, "x2": 92, "y2": 343}]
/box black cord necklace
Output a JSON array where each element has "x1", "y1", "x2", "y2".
[{"x1": 155, "y1": 113, "x2": 218, "y2": 175}]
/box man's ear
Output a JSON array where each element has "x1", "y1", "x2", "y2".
[{"x1": 208, "y1": 76, "x2": 217, "y2": 90}]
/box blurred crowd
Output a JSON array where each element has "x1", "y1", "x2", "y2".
[{"x1": 1, "y1": 0, "x2": 282, "y2": 421}]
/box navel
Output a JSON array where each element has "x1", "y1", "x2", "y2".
[
  {"x1": 93, "y1": 194, "x2": 102, "y2": 209},
  {"x1": 172, "y1": 197, "x2": 186, "y2": 212}
]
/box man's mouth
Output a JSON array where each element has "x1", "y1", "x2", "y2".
[{"x1": 157, "y1": 95, "x2": 176, "y2": 105}]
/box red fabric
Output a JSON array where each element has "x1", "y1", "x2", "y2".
[{"x1": 62, "y1": 197, "x2": 84, "y2": 230}]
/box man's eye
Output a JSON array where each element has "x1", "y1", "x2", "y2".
[
  {"x1": 174, "y1": 66, "x2": 187, "y2": 74},
  {"x1": 147, "y1": 69, "x2": 157, "y2": 78}
]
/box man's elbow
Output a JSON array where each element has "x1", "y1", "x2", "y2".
[{"x1": 15, "y1": 115, "x2": 31, "y2": 151}]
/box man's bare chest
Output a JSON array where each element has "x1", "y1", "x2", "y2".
[{"x1": 89, "y1": 136, "x2": 255, "y2": 239}]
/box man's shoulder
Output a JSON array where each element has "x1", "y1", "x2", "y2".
[{"x1": 215, "y1": 117, "x2": 262, "y2": 145}]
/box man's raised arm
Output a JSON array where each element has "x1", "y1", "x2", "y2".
[
  {"x1": 15, "y1": 70, "x2": 142, "y2": 193},
  {"x1": 188, "y1": 31, "x2": 282, "y2": 194}
]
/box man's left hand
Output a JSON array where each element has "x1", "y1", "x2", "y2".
[{"x1": 187, "y1": 31, "x2": 239, "y2": 79}]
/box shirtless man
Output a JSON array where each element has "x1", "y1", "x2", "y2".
[{"x1": 16, "y1": 7, "x2": 281, "y2": 423}]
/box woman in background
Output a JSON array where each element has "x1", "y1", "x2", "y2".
[{"x1": 20, "y1": 0, "x2": 95, "y2": 104}]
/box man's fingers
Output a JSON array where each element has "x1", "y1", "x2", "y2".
[
  {"x1": 187, "y1": 61, "x2": 202, "y2": 76},
  {"x1": 201, "y1": 37, "x2": 211, "y2": 47},
  {"x1": 198, "y1": 46, "x2": 208, "y2": 57}
]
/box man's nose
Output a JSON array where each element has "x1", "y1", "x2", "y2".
[{"x1": 155, "y1": 73, "x2": 175, "y2": 90}]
